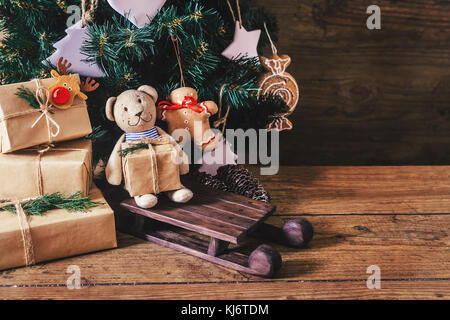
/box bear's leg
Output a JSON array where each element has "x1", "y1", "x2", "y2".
[
  {"x1": 166, "y1": 186, "x2": 193, "y2": 203},
  {"x1": 134, "y1": 194, "x2": 158, "y2": 209}
]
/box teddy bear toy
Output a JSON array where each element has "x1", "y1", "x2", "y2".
[
  {"x1": 105, "y1": 85, "x2": 193, "y2": 209},
  {"x1": 158, "y1": 87, "x2": 219, "y2": 151}
]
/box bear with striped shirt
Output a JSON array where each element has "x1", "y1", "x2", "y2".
[{"x1": 105, "y1": 85, "x2": 193, "y2": 209}]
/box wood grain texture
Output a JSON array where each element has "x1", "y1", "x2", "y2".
[
  {"x1": 252, "y1": 0, "x2": 450, "y2": 165},
  {"x1": 0, "y1": 213, "x2": 449, "y2": 285},
  {"x1": 0, "y1": 281, "x2": 447, "y2": 300},
  {"x1": 115, "y1": 210, "x2": 277, "y2": 277},
  {"x1": 0, "y1": 166, "x2": 449, "y2": 299},
  {"x1": 249, "y1": 166, "x2": 450, "y2": 215},
  {"x1": 120, "y1": 183, "x2": 275, "y2": 244}
]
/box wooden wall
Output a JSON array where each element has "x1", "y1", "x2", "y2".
[{"x1": 253, "y1": 0, "x2": 450, "y2": 165}]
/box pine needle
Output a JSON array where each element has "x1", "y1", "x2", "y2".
[
  {"x1": 15, "y1": 85, "x2": 40, "y2": 109},
  {"x1": 85, "y1": 125, "x2": 108, "y2": 140},
  {"x1": 119, "y1": 142, "x2": 149, "y2": 158},
  {"x1": 1, "y1": 192, "x2": 103, "y2": 216}
]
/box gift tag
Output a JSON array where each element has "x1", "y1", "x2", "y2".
[
  {"x1": 107, "y1": 0, "x2": 166, "y2": 28},
  {"x1": 45, "y1": 21, "x2": 105, "y2": 78},
  {"x1": 222, "y1": 21, "x2": 261, "y2": 60}
]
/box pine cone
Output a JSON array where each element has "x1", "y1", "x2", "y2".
[
  {"x1": 191, "y1": 171, "x2": 229, "y2": 192},
  {"x1": 191, "y1": 165, "x2": 271, "y2": 203},
  {"x1": 216, "y1": 165, "x2": 271, "y2": 203}
]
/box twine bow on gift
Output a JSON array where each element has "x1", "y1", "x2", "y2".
[
  {"x1": 31, "y1": 80, "x2": 61, "y2": 143},
  {"x1": 158, "y1": 96, "x2": 204, "y2": 113},
  {"x1": 0, "y1": 198, "x2": 37, "y2": 266}
]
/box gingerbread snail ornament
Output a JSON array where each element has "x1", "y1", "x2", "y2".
[{"x1": 258, "y1": 24, "x2": 299, "y2": 131}]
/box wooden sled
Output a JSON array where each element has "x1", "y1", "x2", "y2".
[{"x1": 104, "y1": 180, "x2": 311, "y2": 278}]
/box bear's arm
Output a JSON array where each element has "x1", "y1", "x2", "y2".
[
  {"x1": 155, "y1": 126, "x2": 190, "y2": 175},
  {"x1": 105, "y1": 134, "x2": 125, "y2": 185},
  {"x1": 200, "y1": 101, "x2": 218, "y2": 117}
]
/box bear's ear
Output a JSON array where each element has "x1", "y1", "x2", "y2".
[
  {"x1": 105, "y1": 97, "x2": 117, "y2": 122},
  {"x1": 138, "y1": 85, "x2": 158, "y2": 102}
]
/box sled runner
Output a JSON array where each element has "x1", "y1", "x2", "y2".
[{"x1": 106, "y1": 180, "x2": 310, "y2": 277}]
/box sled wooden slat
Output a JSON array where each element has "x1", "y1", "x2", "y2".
[
  {"x1": 120, "y1": 184, "x2": 275, "y2": 245},
  {"x1": 116, "y1": 212, "x2": 265, "y2": 275}
]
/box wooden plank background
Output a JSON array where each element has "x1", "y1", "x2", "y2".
[{"x1": 253, "y1": 0, "x2": 450, "y2": 165}]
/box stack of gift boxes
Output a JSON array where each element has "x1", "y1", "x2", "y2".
[{"x1": 0, "y1": 75, "x2": 117, "y2": 271}]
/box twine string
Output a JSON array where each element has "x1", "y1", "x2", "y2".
[
  {"x1": 263, "y1": 22, "x2": 278, "y2": 55},
  {"x1": 81, "y1": 0, "x2": 98, "y2": 28},
  {"x1": 213, "y1": 84, "x2": 231, "y2": 134},
  {"x1": 226, "y1": 0, "x2": 243, "y2": 28},
  {"x1": 0, "y1": 198, "x2": 37, "y2": 266},
  {"x1": 31, "y1": 79, "x2": 61, "y2": 144},
  {"x1": 0, "y1": 144, "x2": 91, "y2": 267},
  {"x1": 171, "y1": 34, "x2": 185, "y2": 88}
]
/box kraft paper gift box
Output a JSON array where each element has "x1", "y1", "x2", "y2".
[
  {"x1": 0, "y1": 76, "x2": 92, "y2": 153},
  {"x1": 121, "y1": 137, "x2": 182, "y2": 197},
  {"x1": 0, "y1": 139, "x2": 92, "y2": 200},
  {"x1": 0, "y1": 184, "x2": 117, "y2": 271}
]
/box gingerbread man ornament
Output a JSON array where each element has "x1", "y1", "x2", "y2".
[{"x1": 158, "y1": 87, "x2": 219, "y2": 151}]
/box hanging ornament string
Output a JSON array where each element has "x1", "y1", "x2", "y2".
[
  {"x1": 264, "y1": 22, "x2": 278, "y2": 55},
  {"x1": 258, "y1": 23, "x2": 300, "y2": 131},
  {"x1": 171, "y1": 34, "x2": 185, "y2": 88},
  {"x1": 214, "y1": 84, "x2": 231, "y2": 134},
  {"x1": 226, "y1": 0, "x2": 243, "y2": 28},
  {"x1": 81, "y1": 0, "x2": 99, "y2": 28}
]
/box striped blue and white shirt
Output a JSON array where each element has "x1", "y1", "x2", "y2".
[{"x1": 125, "y1": 127, "x2": 160, "y2": 142}]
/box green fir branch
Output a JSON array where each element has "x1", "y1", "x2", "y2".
[
  {"x1": 0, "y1": 0, "x2": 286, "y2": 163},
  {"x1": 1, "y1": 192, "x2": 103, "y2": 216},
  {"x1": 84, "y1": 125, "x2": 108, "y2": 140},
  {"x1": 119, "y1": 142, "x2": 149, "y2": 158},
  {"x1": 15, "y1": 85, "x2": 40, "y2": 109}
]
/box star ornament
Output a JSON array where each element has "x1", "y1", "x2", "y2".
[
  {"x1": 222, "y1": 21, "x2": 261, "y2": 60},
  {"x1": 108, "y1": 0, "x2": 166, "y2": 28}
]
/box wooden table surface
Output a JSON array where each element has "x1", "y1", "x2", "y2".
[{"x1": 0, "y1": 166, "x2": 449, "y2": 300}]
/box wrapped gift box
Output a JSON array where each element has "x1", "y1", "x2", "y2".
[
  {"x1": 0, "y1": 76, "x2": 92, "y2": 153},
  {"x1": 122, "y1": 137, "x2": 182, "y2": 197},
  {"x1": 0, "y1": 184, "x2": 117, "y2": 271},
  {"x1": 0, "y1": 139, "x2": 92, "y2": 200}
]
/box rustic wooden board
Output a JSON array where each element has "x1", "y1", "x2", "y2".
[
  {"x1": 120, "y1": 183, "x2": 275, "y2": 244},
  {"x1": 0, "y1": 280, "x2": 447, "y2": 300},
  {"x1": 0, "y1": 166, "x2": 449, "y2": 299},
  {"x1": 249, "y1": 166, "x2": 450, "y2": 215},
  {"x1": 0, "y1": 214, "x2": 448, "y2": 284},
  {"x1": 252, "y1": 0, "x2": 450, "y2": 165}
]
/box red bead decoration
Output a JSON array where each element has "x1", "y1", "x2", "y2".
[{"x1": 51, "y1": 87, "x2": 70, "y2": 105}]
